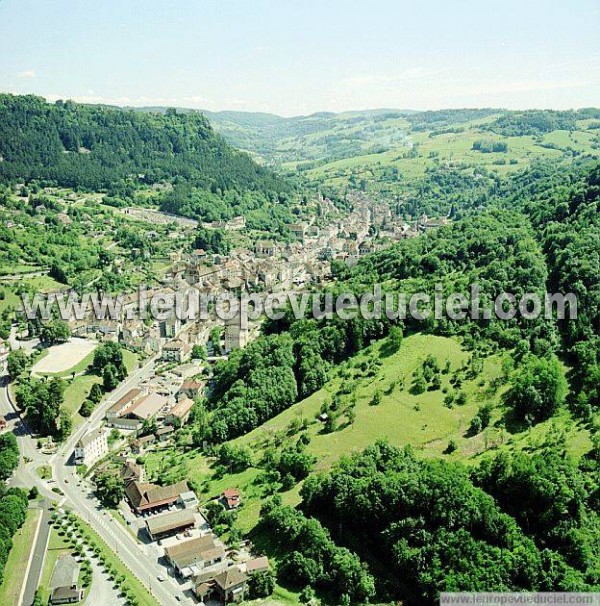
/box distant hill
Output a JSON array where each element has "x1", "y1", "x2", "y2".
[{"x1": 0, "y1": 94, "x2": 290, "y2": 195}]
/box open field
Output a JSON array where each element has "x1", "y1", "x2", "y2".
[
  {"x1": 0, "y1": 508, "x2": 41, "y2": 606},
  {"x1": 32, "y1": 338, "x2": 98, "y2": 375}
]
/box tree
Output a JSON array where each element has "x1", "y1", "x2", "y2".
[
  {"x1": 79, "y1": 399, "x2": 95, "y2": 417},
  {"x1": 102, "y1": 363, "x2": 119, "y2": 391},
  {"x1": 7, "y1": 349, "x2": 28, "y2": 381},
  {"x1": 191, "y1": 344, "x2": 207, "y2": 361},
  {"x1": 39, "y1": 320, "x2": 70, "y2": 346},
  {"x1": 0, "y1": 433, "x2": 19, "y2": 481},
  {"x1": 248, "y1": 570, "x2": 275, "y2": 598},
  {"x1": 94, "y1": 471, "x2": 125, "y2": 507},
  {"x1": 89, "y1": 383, "x2": 103, "y2": 404},
  {"x1": 506, "y1": 355, "x2": 566, "y2": 423}
]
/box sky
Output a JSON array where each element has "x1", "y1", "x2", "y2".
[{"x1": 0, "y1": 0, "x2": 599, "y2": 116}]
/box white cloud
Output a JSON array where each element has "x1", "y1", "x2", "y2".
[{"x1": 17, "y1": 69, "x2": 36, "y2": 79}]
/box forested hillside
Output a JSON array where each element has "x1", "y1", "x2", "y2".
[{"x1": 0, "y1": 94, "x2": 290, "y2": 195}]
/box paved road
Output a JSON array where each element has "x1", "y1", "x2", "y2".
[
  {"x1": 21, "y1": 500, "x2": 52, "y2": 606},
  {"x1": 2, "y1": 355, "x2": 188, "y2": 606}
]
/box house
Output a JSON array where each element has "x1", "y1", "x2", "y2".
[
  {"x1": 50, "y1": 587, "x2": 83, "y2": 605},
  {"x1": 146, "y1": 509, "x2": 196, "y2": 541},
  {"x1": 125, "y1": 480, "x2": 190, "y2": 514},
  {"x1": 221, "y1": 489, "x2": 241, "y2": 510},
  {"x1": 49, "y1": 555, "x2": 82, "y2": 604},
  {"x1": 254, "y1": 240, "x2": 275, "y2": 257},
  {"x1": 245, "y1": 556, "x2": 270, "y2": 575},
  {"x1": 156, "y1": 426, "x2": 175, "y2": 442},
  {"x1": 289, "y1": 222, "x2": 307, "y2": 239},
  {"x1": 165, "y1": 534, "x2": 225, "y2": 577},
  {"x1": 224, "y1": 315, "x2": 249, "y2": 352},
  {"x1": 74, "y1": 428, "x2": 108, "y2": 467},
  {"x1": 178, "y1": 380, "x2": 203, "y2": 400},
  {"x1": 178, "y1": 490, "x2": 199, "y2": 510},
  {"x1": 165, "y1": 397, "x2": 194, "y2": 426},
  {"x1": 130, "y1": 434, "x2": 156, "y2": 454},
  {"x1": 119, "y1": 460, "x2": 144, "y2": 485},
  {"x1": 162, "y1": 340, "x2": 189, "y2": 363},
  {"x1": 213, "y1": 568, "x2": 248, "y2": 603}
]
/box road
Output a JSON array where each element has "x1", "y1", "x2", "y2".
[
  {"x1": 2, "y1": 355, "x2": 187, "y2": 606},
  {"x1": 21, "y1": 500, "x2": 52, "y2": 606}
]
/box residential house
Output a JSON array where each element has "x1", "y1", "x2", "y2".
[
  {"x1": 119, "y1": 460, "x2": 144, "y2": 486},
  {"x1": 254, "y1": 240, "x2": 275, "y2": 257},
  {"x1": 130, "y1": 434, "x2": 156, "y2": 454},
  {"x1": 221, "y1": 489, "x2": 241, "y2": 510},
  {"x1": 213, "y1": 568, "x2": 248, "y2": 603},
  {"x1": 178, "y1": 380, "x2": 204, "y2": 400},
  {"x1": 245, "y1": 556, "x2": 270, "y2": 575},
  {"x1": 156, "y1": 425, "x2": 175, "y2": 442},
  {"x1": 224, "y1": 315, "x2": 248, "y2": 352},
  {"x1": 74, "y1": 428, "x2": 108, "y2": 467},
  {"x1": 165, "y1": 398, "x2": 195, "y2": 426}
]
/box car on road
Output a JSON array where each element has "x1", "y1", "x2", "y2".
[{"x1": 157, "y1": 575, "x2": 165, "y2": 582}]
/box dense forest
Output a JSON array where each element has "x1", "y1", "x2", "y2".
[
  {"x1": 0, "y1": 94, "x2": 294, "y2": 227},
  {"x1": 0, "y1": 434, "x2": 28, "y2": 587}
]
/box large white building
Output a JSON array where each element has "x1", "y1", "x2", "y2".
[{"x1": 74, "y1": 428, "x2": 108, "y2": 467}]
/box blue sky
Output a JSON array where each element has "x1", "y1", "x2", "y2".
[{"x1": 0, "y1": 0, "x2": 598, "y2": 115}]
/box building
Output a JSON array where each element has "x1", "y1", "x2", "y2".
[
  {"x1": 112, "y1": 392, "x2": 169, "y2": 430},
  {"x1": 221, "y1": 489, "x2": 241, "y2": 510},
  {"x1": 50, "y1": 587, "x2": 83, "y2": 605},
  {"x1": 130, "y1": 434, "x2": 156, "y2": 454},
  {"x1": 165, "y1": 534, "x2": 225, "y2": 577},
  {"x1": 105, "y1": 388, "x2": 143, "y2": 423},
  {"x1": 119, "y1": 460, "x2": 144, "y2": 486},
  {"x1": 74, "y1": 428, "x2": 108, "y2": 467},
  {"x1": 254, "y1": 240, "x2": 275, "y2": 257},
  {"x1": 245, "y1": 556, "x2": 270, "y2": 575},
  {"x1": 224, "y1": 315, "x2": 249, "y2": 352},
  {"x1": 162, "y1": 340, "x2": 189, "y2": 363},
  {"x1": 156, "y1": 425, "x2": 175, "y2": 442},
  {"x1": 178, "y1": 380, "x2": 203, "y2": 399},
  {"x1": 125, "y1": 480, "x2": 190, "y2": 514},
  {"x1": 213, "y1": 568, "x2": 248, "y2": 603},
  {"x1": 145, "y1": 509, "x2": 196, "y2": 541},
  {"x1": 49, "y1": 555, "x2": 82, "y2": 605},
  {"x1": 165, "y1": 397, "x2": 194, "y2": 426},
  {"x1": 178, "y1": 490, "x2": 199, "y2": 510}
]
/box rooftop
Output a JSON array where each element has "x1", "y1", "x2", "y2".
[{"x1": 146, "y1": 509, "x2": 196, "y2": 536}]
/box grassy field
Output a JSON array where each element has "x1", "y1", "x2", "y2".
[
  {"x1": 146, "y1": 333, "x2": 592, "y2": 538},
  {"x1": 0, "y1": 508, "x2": 41, "y2": 606},
  {"x1": 61, "y1": 349, "x2": 138, "y2": 425}
]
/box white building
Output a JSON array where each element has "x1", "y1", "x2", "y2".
[{"x1": 74, "y1": 428, "x2": 108, "y2": 467}]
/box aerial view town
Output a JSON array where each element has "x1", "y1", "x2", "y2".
[{"x1": 0, "y1": 1, "x2": 599, "y2": 606}]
